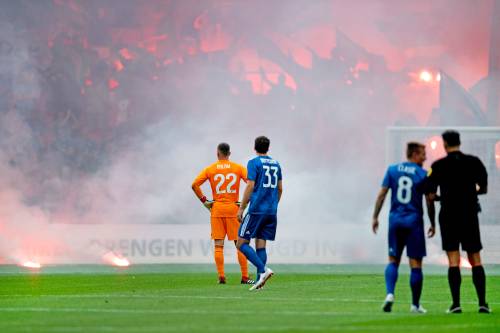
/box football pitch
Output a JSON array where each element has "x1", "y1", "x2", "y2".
[{"x1": 0, "y1": 264, "x2": 499, "y2": 333}]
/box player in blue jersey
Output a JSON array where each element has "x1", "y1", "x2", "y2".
[
  {"x1": 372, "y1": 142, "x2": 436, "y2": 313},
  {"x1": 237, "y1": 136, "x2": 283, "y2": 291}
]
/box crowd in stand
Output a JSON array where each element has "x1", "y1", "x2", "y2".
[{"x1": 0, "y1": 0, "x2": 408, "y2": 219}]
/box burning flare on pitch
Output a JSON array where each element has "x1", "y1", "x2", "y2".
[
  {"x1": 437, "y1": 256, "x2": 472, "y2": 269},
  {"x1": 21, "y1": 261, "x2": 42, "y2": 269},
  {"x1": 102, "y1": 251, "x2": 130, "y2": 267},
  {"x1": 460, "y1": 257, "x2": 472, "y2": 269}
]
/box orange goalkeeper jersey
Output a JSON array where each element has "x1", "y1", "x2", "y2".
[{"x1": 192, "y1": 160, "x2": 247, "y2": 217}]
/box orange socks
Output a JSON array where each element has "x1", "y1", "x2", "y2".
[
  {"x1": 214, "y1": 245, "x2": 249, "y2": 280},
  {"x1": 237, "y1": 249, "x2": 249, "y2": 279},
  {"x1": 214, "y1": 245, "x2": 225, "y2": 278}
]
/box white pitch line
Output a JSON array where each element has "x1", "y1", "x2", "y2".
[
  {"x1": 1, "y1": 323, "x2": 498, "y2": 333},
  {"x1": 0, "y1": 307, "x2": 403, "y2": 317},
  {"x1": 1, "y1": 294, "x2": 498, "y2": 305},
  {"x1": 0, "y1": 325, "x2": 330, "y2": 333}
]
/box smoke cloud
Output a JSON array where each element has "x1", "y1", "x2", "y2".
[{"x1": 0, "y1": 0, "x2": 496, "y2": 264}]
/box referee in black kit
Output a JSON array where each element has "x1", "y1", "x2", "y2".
[{"x1": 427, "y1": 130, "x2": 490, "y2": 314}]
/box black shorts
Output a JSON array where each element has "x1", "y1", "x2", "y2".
[{"x1": 439, "y1": 210, "x2": 483, "y2": 252}]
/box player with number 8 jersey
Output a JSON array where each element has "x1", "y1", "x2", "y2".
[
  {"x1": 385, "y1": 166, "x2": 427, "y2": 225},
  {"x1": 372, "y1": 142, "x2": 435, "y2": 313}
]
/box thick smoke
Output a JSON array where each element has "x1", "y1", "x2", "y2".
[{"x1": 0, "y1": 0, "x2": 496, "y2": 264}]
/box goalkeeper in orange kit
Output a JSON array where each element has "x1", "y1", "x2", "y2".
[{"x1": 191, "y1": 143, "x2": 253, "y2": 284}]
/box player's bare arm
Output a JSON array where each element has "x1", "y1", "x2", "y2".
[
  {"x1": 277, "y1": 180, "x2": 283, "y2": 202},
  {"x1": 425, "y1": 194, "x2": 436, "y2": 238},
  {"x1": 191, "y1": 173, "x2": 213, "y2": 211},
  {"x1": 372, "y1": 187, "x2": 389, "y2": 234},
  {"x1": 427, "y1": 192, "x2": 439, "y2": 201},
  {"x1": 476, "y1": 184, "x2": 487, "y2": 195},
  {"x1": 237, "y1": 180, "x2": 254, "y2": 222},
  {"x1": 476, "y1": 157, "x2": 488, "y2": 195},
  {"x1": 237, "y1": 167, "x2": 248, "y2": 206}
]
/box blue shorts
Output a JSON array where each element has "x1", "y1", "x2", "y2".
[
  {"x1": 238, "y1": 214, "x2": 277, "y2": 241},
  {"x1": 388, "y1": 223, "x2": 426, "y2": 259}
]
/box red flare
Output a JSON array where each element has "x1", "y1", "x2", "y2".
[
  {"x1": 21, "y1": 261, "x2": 41, "y2": 269},
  {"x1": 119, "y1": 48, "x2": 135, "y2": 60},
  {"x1": 426, "y1": 136, "x2": 445, "y2": 162},
  {"x1": 108, "y1": 79, "x2": 120, "y2": 90},
  {"x1": 495, "y1": 142, "x2": 500, "y2": 169},
  {"x1": 102, "y1": 252, "x2": 130, "y2": 267},
  {"x1": 460, "y1": 257, "x2": 472, "y2": 269},
  {"x1": 419, "y1": 70, "x2": 433, "y2": 82},
  {"x1": 113, "y1": 59, "x2": 124, "y2": 72}
]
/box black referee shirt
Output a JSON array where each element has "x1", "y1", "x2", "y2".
[{"x1": 427, "y1": 151, "x2": 488, "y2": 214}]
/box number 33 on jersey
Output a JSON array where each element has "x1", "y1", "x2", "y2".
[
  {"x1": 247, "y1": 156, "x2": 282, "y2": 215},
  {"x1": 192, "y1": 161, "x2": 247, "y2": 217}
]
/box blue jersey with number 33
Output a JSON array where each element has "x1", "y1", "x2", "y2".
[
  {"x1": 382, "y1": 162, "x2": 427, "y2": 226},
  {"x1": 247, "y1": 156, "x2": 282, "y2": 215}
]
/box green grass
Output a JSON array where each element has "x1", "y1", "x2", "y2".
[{"x1": 0, "y1": 265, "x2": 499, "y2": 333}]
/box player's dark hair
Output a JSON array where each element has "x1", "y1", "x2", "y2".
[
  {"x1": 254, "y1": 136, "x2": 270, "y2": 154},
  {"x1": 442, "y1": 130, "x2": 461, "y2": 147},
  {"x1": 406, "y1": 142, "x2": 425, "y2": 159},
  {"x1": 217, "y1": 142, "x2": 230, "y2": 156}
]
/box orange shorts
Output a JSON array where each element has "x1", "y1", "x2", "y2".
[{"x1": 211, "y1": 217, "x2": 240, "y2": 240}]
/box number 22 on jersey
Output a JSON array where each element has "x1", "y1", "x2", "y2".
[{"x1": 214, "y1": 173, "x2": 237, "y2": 194}]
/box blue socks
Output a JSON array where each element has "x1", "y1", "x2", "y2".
[
  {"x1": 385, "y1": 262, "x2": 424, "y2": 307},
  {"x1": 239, "y1": 243, "x2": 265, "y2": 274},
  {"x1": 385, "y1": 262, "x2": 399, "y2": 295},
  {"x1": 256, "y1": 248, "x2": 267, "y2": 277},
  {"x1": 410, "y1": 268, "x2": 423, "y2": 307},
  {"x1": 256, "y1": 248, "x2": 267, "y2": 265}
]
